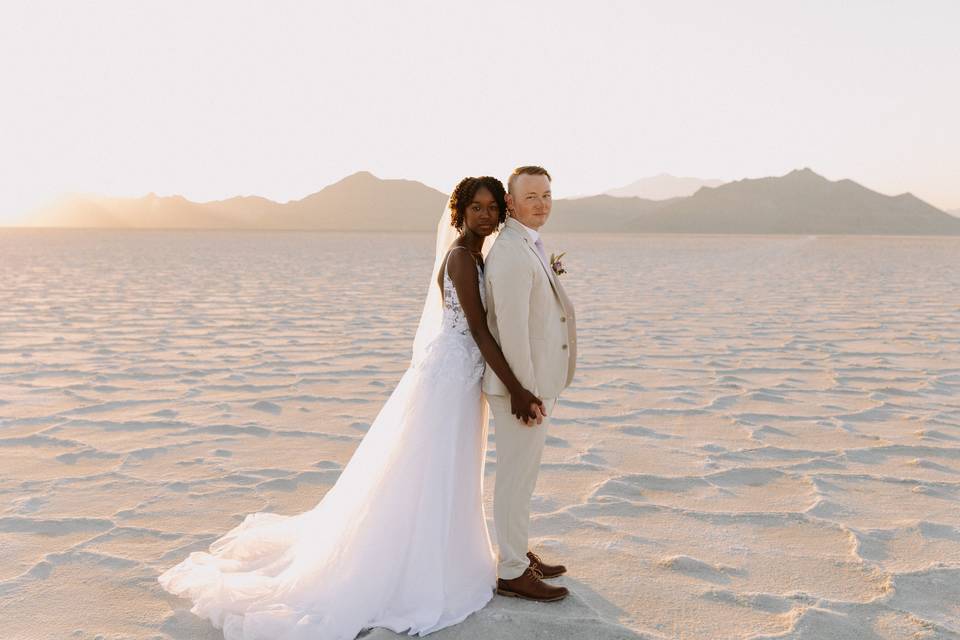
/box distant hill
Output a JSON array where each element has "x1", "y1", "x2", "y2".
[
  {"x1": 15, "y1": 168, "x2": 960, "y2": 235},
  {"x1": 25, "y1": 192, "x2": 237, "y2": 229},
  {"x1": 276, "y1": 171, "x2": 448, "y2": 231},
  {"x1": 620, "y1": 168, "x2": 960, "y2": 235},
  {"x1": 604, "y1": 173, "x2": 724, "y2": 199},
  {"x1": 549, "y1": 195, "x2": 670, "y2": 232}
]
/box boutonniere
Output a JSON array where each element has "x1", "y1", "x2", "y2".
[{"x1": 549, "y1": 251, "x2": 567, "y2": 276}]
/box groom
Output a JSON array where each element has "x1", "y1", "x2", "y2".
[{"x1": 482, "y1": 165, "x2": 577, "y2": 602}]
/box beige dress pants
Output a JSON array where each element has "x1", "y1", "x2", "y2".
[{"x1": 485, "y1": 393, "x2": 559, "y2": 580}]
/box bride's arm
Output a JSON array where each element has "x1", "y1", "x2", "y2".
[{"x1": 447, "y1": 247, "x2": 544, "y2": 424}]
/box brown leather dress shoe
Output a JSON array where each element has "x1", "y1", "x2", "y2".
[
  {"x1": 496, "y1": 566, "x2": 569, "y2": 602},
  {"x1": 527, "y1": 550, "x2": 566, "y2": 579}
]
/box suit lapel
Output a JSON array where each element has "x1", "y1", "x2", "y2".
[{"x1": 504, "y1": 217, "x2": 565, "y2": 311}]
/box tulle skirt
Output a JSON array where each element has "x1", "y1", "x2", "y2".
[{"x1": 158, "y1": 333, "x2": 496, "y2": 639}]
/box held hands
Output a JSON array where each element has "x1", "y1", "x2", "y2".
[
  {"x1": 510, "y1": 387, "x2": 547, "y2": 426},
  {"x1": 522, "y1": 402, "x2": 546, "y2": 427}
]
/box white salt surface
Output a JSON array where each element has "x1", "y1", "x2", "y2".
[{"x1": 1, "y1": 230, "x2": 959, "y2": 639}]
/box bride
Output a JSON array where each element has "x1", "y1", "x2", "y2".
[{"x1": 157, "y1": 176, "x2": 546, "y2": 640}]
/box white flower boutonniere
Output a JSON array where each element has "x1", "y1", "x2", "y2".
[{"x1": 549, "y1": 251, "x2": 567, "y2": 276}]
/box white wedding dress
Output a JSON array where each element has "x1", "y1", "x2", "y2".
[{"x1": 158, "y1": 259, "x2": 497, "y2": 640}]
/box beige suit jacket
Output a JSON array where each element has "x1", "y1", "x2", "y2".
[{"x1": 481, "y1": 216, "x2": 577, "y2": 399}]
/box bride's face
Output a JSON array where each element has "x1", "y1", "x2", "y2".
[{"x1": 463, "y1": 186, "x2": 500, "y2": 237}]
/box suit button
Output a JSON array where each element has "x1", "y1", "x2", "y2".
[
  {"x1": 562, "y1": 344, "x2": 568, "y2": 350},
  {"x1": 561, "y1": 317, "x2": 566, "y2": 322}
]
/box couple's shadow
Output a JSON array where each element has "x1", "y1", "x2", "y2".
[
  {"x1": 360, "y1": 577, "x2": 644, "y2": 639},
  {"x1": 160, "y1": 577, "x2": 645, "y2": 640}
]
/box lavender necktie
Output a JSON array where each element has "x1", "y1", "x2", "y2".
[{"x1": 534, "y1": 237, "x2": 547, "y2": 265}]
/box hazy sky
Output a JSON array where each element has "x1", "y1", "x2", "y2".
[{"x1": 1, "y1": 0, "x2": 958, "y2": 223}]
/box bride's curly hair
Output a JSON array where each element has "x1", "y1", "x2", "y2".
[{"x1": 448, "y1": 176, "x2": 508, "y2": 231}]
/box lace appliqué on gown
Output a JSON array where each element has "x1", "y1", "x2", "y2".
[{"x1": 416, "y1": 259, "x2": 486, "y2": 383}]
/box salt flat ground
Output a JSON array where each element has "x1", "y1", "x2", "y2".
[{"x1": 1, "y1": 229, "x2": 958, "y2": 640}]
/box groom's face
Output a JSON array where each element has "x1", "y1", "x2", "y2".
[{"x1": 507, "y1": 174, "x2": 552, "y2": 230}]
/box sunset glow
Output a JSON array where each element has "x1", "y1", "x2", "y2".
[{"x1": 1, "y1": 0, "x2": 958, "y2": 224}]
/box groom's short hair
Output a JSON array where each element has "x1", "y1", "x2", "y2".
[{"x1": 508, "y1": 166, "x2": 552, "y2": 194}]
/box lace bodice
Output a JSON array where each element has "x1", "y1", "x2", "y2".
[
  {"x1": 442, "y1": 257, "x2": 485, "y2": 336},
  {"x1": 414, "y1": 255, "x2": 485, "y2": 382}
]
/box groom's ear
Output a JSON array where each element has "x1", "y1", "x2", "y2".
[{"x1": 505, "y1": 192, "x2": 515, "y2": 214}]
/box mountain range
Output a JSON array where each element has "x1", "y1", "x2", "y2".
[
  {"x1": 15, "y1": 169, "x2": 960, "y2": 235},
  {"x1": 549, "y1": 168, "x2": 960, "y2": 235},
  {"x1": 22, "y1": 172, "x2": 447, "y2": 232}
]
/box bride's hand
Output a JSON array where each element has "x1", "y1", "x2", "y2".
[{"x1": 510, "y1": 388, "x2": 545, "y2": 426}]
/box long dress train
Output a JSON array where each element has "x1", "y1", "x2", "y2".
[{"x1": 158, "y1": 260, "x2": 496, "y2": 640}]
